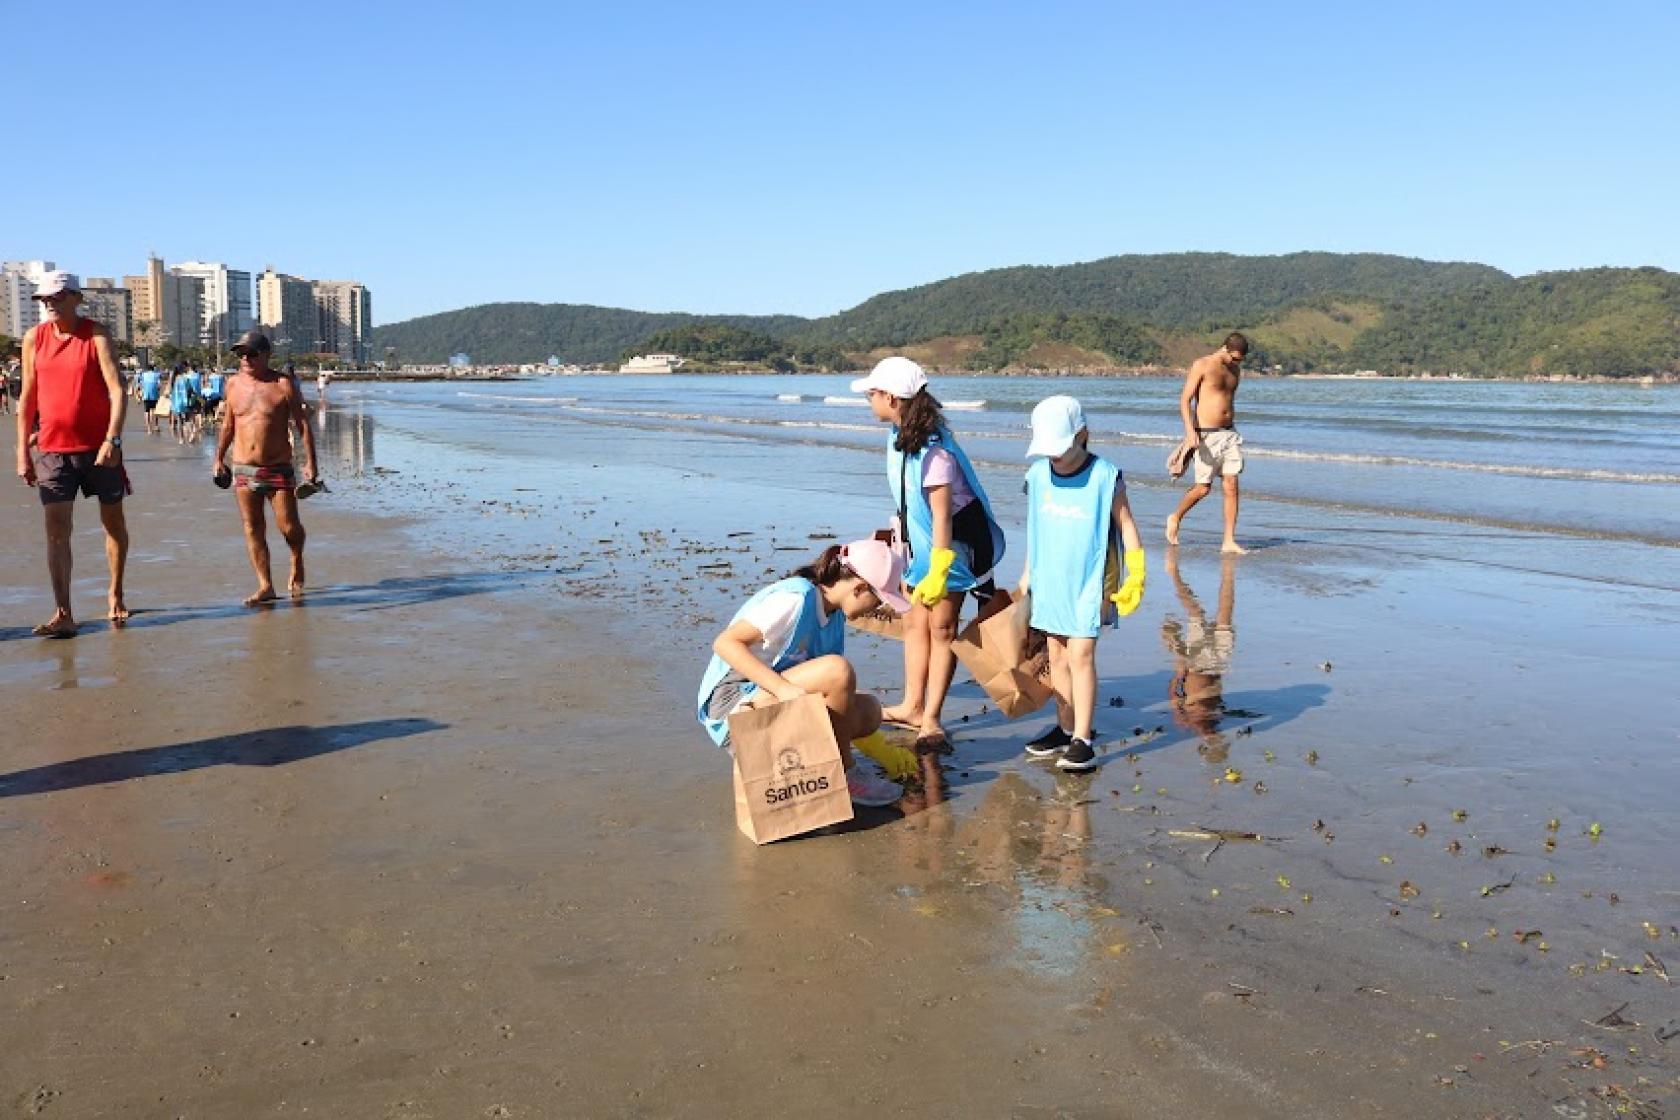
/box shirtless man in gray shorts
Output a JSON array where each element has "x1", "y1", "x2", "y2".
[{"x1": 1166, "y1": 332, "x2": 1248, "y2": 554}]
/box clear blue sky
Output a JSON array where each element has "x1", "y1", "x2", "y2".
[{"x1": 7, "y1": 0, "x2": 1676, "y2": 324}]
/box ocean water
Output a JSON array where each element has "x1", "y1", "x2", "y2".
[{"x1": 327, "y1": 373, "x2": 1680, "y2": 560}]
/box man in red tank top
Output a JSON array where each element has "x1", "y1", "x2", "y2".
[{"x1": 14, "y1": 272, "x2": 131, "y2": 637}]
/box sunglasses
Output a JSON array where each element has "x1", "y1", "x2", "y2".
[{"x1": 36, "y1": 292, "x2": 74, "y2": 304}]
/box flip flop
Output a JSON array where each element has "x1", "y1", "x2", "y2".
[
  {"x1": 296, "y1": 479, "x2": 329, "y2": 500},
  {"x1": 914, "y1": 733, "x2": 954, "y2": 756}
]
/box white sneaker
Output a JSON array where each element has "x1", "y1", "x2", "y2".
[{"x1": 846, "y1": 765, "x2": 902, "y2": 808}]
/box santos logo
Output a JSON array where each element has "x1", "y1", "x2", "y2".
[
  {"x1": 766, "y1": 747, "x2": 831, "y2": 804},
  {"x1": 1038, "y1": 498, "x2": 1087, "y2": 520}
]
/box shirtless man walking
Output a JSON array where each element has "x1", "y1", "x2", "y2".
[
  {"x1": 213, "y1": 330, "x2": 319, "y2": 606},
  {"x1": 1165, "y1": 332, "x2": 1248, "y2": 554}
]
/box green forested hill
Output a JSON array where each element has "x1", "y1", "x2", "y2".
[
  {"x1": 802, "y1": 252, "x2": 1508, "y2": 348},
  {"x1": 1345, "y1": 267, "x2": 1680, "y2": 377},
  {"x1": 369, "y1": 254, "x2": 1680, "y2": 377},
  {"x1": 370, "y1": 303, "x2": 810, "y2": 366}
]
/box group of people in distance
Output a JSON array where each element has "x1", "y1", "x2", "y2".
[
  {"x1": 699, "y1": 335, "x2": 1249, "y2": 807},
  {"x1": 133, "y1": 360, "x2": 227, "y2": 444},
  {"x1": 10, "y1": 271, "x2": 324, "y2": 637}
]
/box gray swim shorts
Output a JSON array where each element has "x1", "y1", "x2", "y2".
[{"x1": 1193, "y1": 428, "x2": 1244, "y2": 485}]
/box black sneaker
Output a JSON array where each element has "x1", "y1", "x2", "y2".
[
  {"x1": 1056, "y1": 738, "x2": 1098, "y2": 772},
  {"x1": 1025, "y1": 725, "x2": 1072, "y2": 758}
]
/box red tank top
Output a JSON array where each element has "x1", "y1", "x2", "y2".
[{"x1": 33, "y1": 317, "x2": 110, "y2": 453}]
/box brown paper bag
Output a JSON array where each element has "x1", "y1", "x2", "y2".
[
  {"x1": 848, "y1": 606, "x2": 905, "y2": 640},
  {"x1": 729, "y1": 694, "x2": 854, "y2": 844},
  {"x1": 951, "y1": 593, "x2": 1054, "y2": 718}
]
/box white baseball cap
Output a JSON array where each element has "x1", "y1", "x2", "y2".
[
  {"x1": 32, "y1": 271, "x2": 81, "y2": 299},
  {"x1": 849, "y1": 356, "x2": 928, "y2": 399},
  {"x1": 1026, "y1": 395, "x2": 1087, "y2": 458}
]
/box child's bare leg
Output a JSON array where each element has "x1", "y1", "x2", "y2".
[
  {"x1": 917, "y1": 592, "x2": 963, "y2": 739},
  {"x1": 883, "y1": 600, "x2": 929, "y2": 726},
  {"x1": 1047, "y1": 635, "x2": 1073, "y2": 730},
  {"x1": 1065, "y1": 637, "x2": 1098, "y2": 741}
]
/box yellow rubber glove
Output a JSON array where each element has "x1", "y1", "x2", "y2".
[
  {"x1": 1110, "y1": 548, "x2": 1147, "y2": 617},
  {"x1": 911, "y1": 547, "x2": 956, "y2": 608},
  {"x1": 852, "y1": 730, "x2": 919, "y2": 780}
]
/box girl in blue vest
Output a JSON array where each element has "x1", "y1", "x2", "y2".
[
  {"x1": 1018, "y1": 395, "x2": 1146, "y2": 773},
  {"x1": 853, "y1": 357, "x2": 1006, "y2": 752},
  {"x1": 698, "y1": 538, "x2": 917, "y2": 808}
]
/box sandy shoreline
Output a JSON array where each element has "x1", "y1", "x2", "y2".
[{"x1": 3, "y1": 409, "x2": 1677, "y2": 1117}]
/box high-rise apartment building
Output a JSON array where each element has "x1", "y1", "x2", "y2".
[
  {"x1": 123, "y1": 256, "x2": 203, "y2": 346},
  {"x1": 257, "y1": 268, "x2": 319, "y2": 355},
  {"x1": 313, "y1": 280, "x2": 373, "y2": 363},
  {"x1": 80, "y1": 278, "x2": 133, "y2": 342},
  {"x1": 1, "y1": 260, "x2": 57, "y2": 337},
  {"x1": 174, "y1": 260, "x2": 252, "y2": 348}
]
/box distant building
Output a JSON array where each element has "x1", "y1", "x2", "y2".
[
  {"x1": 313, "y1": 280, "x2": 373, "y2": 364},
  {"x1": 257, "y1": 268, "x2": 318, "y2": 356},
  {"x1": 618, "y1": 353, "x2": 687, "y2": 374},
  {"x1": 449, "y1": 352, "x2": 471, "y2": 368},
  {"x1": 173, "y1": 261, "x2": 253, "y2": 348},
  {"x1": 0, "y1": 260, "x2": 57, "y2": 336},
  {"x1": 80, "y1": 278, "x2": 133, "y2": 342},
  {"x1": 122, "y1": 256, "x2": 202, "y2": 346}
]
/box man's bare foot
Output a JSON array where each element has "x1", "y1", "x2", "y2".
[
  {"x1": 289, "y1": 560, "x2": 305, "y2": 597},
  {"x1": 244, "y1": 588, "x2": 279, "y2": 608},
  {"x1": 880, "y1": 704, "x2": 923, "y2": 729},
  {"x1": 107, "y1": 595, "x2": 130, "y2": 626},
  {"x1": 31, "y1": 610, "x2": 78, "y2": 638},
  {"x1": 1165, "y1": 514, "x2": 1182, "y2": 545},
  {"x1": 1220, "y1": 540, "x2": 1249, "y2": 555},
  {"x1": 288, "y1": 581, "x2": 306, "y2": 600}
]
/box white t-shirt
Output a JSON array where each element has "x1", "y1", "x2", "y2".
[{"x1": 737, "y1": 588, "x2": 828, "y2": 665}]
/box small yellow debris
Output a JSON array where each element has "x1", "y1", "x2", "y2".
[
  {"x1": 1210, "y1": 888, "x2": 1220, "y2": 898},
  {"x1": 1587, "y1": 822, "x2": 1603, "y2": 838},
  {"x1": 1300, "y1": 892, "x2": 1313, "y2": 904},
  {"x1": 1379, "y1": 855, "x2": 1394, "y2": 865},
  {"x1": 1546, "y1": 818, "x2": 1561, "y2": 832},
  {"x1": 1263, "y1": 750, "x2": 1276, "y2": 763},
  {"x1": 1452, "y1": 809, "x2": 1468, "y2": 822},
  {"x1": 1276, "y1": 874, "x2": 1291, "y2": 889},
  {"x1": 1223, "y1": 768, "x2": 1243, "y2": 784}
]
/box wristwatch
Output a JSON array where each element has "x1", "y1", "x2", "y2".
[{"x1": 106, "y1": 436, "x2": 122, "y2": 448}]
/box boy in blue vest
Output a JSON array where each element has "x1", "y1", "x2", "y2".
[{"x1": 1018, "y1": 396, "x2": 1146, "y2": 772}]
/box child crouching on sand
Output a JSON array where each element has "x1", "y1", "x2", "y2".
[
  {"x1": 698, "y1": 539, "x2": 915, "y2": 808},
  {"x1": 1017, "y1": 396, "x2": 1145, "y2": 773}
]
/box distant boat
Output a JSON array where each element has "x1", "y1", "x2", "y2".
[{"x1": 619, "y1": 353, "x2": 687, "y2": 374}]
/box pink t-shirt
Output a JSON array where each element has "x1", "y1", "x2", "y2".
[{"x1": 922, "y1": 448, "x2": 976, "y2": 513}]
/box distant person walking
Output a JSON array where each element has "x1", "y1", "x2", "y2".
[
  {"x1": 13, "y1": 271, "x2": 131, "y2": 636},
  {"x1": 0, "y1": 355, "x2": 15, "y2": 416},
  {"x1": 137, "y1": 363, "x2": 162, "y2": 434},
  {"x1": 1166, "y1": 332, "x2": 1249, "y2": 554},
  {"x1": 213, "y1": 330, "x2": 320, "y2": 606}
]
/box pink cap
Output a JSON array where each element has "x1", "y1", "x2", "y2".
[{"x1": 840, "y1": 538, "x2": 911, "y2": 614}]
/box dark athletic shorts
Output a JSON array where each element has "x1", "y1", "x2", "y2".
[
  {"x1": 141, "y1": 396, "x2": 159, "y2": 411},
  {"x1": 35, "y1": 451, "x2": 127, "y2": 506}
]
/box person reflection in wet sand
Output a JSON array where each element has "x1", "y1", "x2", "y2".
[{"x1": 1161, "y1": 551, "x2": 1237, "y2": 764}]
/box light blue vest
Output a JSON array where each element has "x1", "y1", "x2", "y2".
[
  {"x1": 886, "y1": 426, "x2": 1006, "y2": 589},
  {"x1": 139, "y1": 369, "x2": 161, "y2": 398},
  {"x1": 696, "y1": 577, "x2": 846, "y2": 746},
  {"x1": 1025, "y1": 453, "x2": 1122, "y2": 638},
  {"x1": 204, "y1": 373, "x2": 225, "y2": 397}
]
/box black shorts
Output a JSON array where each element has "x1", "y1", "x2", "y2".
[
  {"x1": 141, "y1": 396, "x2": 159, "y2": 411},
  {"x1": 35, "y1": 451, "x2": 127, "y2": 505}
]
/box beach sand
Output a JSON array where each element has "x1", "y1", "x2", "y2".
[{"x1": 2, "y1": 411, "x2": 1677, "y2": 1118}]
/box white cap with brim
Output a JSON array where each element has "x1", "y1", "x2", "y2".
[
  {"x1": 31, "y1": 271, "x2": 80, "y2": 299},
  {"x1": 1027, "y1": 395, "x2": 1087, "y2": 458},
  {"x1": 849, "y1": 355, "x2": 928, "y2": 399}
]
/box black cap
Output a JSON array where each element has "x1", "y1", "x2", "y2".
[{"x1": 232, "y1": 329, "x2": 272, "y2": 355}]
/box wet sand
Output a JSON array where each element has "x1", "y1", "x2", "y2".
[{"x1": 2, "y1": 413, "x2": 1677, "y2": 1118}]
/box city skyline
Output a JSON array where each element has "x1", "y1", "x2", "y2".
[{"x1": 1, "y1": 257, "x2": 372, "y2": 363}]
